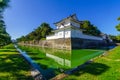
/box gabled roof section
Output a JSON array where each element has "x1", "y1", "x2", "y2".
[
  {"x1": 70, "y1": 14, "x2": 78, "y2": 20},
  {"x1": 54, "y1": 14, "x2": 83, "y2": 26}
]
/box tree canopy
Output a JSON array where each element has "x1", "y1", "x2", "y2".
[
  {"x1": 17, "y1": 23, "x2": 53, "y2": 42},
  {"x1": 80, "y1": 20, "x2": 101, "y2": 36},
  {"x1": 0, "y1": 0, "x2": 11, "y2": 47},
  {"x1": 109, "y1": 35, "x2": 120, "y2": 43},
  {"x1": 110, "y1": 17, "x2": 120, "y2": 43},
  {"x1": 0, "y1": 0, "x2": 10, "y2": 11},
  {"x1": 115, "y1": 17, "x2": 120, "y2": 31},
  {"x1": 117, "y1": 17, "x2": 120, "y2": 21}
]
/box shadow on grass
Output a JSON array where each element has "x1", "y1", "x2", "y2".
[
  {"x1": 27, "y1": 52, "x2": 39, "y2": 54},
  {"x1": 31, "y1": 56, "x2": 44, "y2": 60},
  {"x1": 0, "y1": 53, "x2": 33, "y2": 79},
  {"x1": 72, "y1": 62, "x2": 110, "y2": 76},
  {"x1": 0, "y1": 49, "x2": 17, "y2": 52}
]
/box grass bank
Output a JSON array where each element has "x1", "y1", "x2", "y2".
[
  {"x1": 0, "y1": 44, "x2": 33, "y2": 80},
  {"x1": 64, "y1": 46, "x2": 120, "y2": 80}
]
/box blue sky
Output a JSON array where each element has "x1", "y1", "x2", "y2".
[{"x1": 4, "y1": 0, "x2": 120, "y2": 39}]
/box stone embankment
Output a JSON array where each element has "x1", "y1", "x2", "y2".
[{"x1": 18, "y1": 38, "x2": 71, "y2": 50}]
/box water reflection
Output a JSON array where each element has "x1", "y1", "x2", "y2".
[
  {"x1": 44, "y1": 49, "x2": 71, "y2": 68},
  {"x1": 19, "y1": 45, "x2": 104, "y2": 69},
  {"x1": 42, "y1": 47, "x2": 104, "y2": 68}
]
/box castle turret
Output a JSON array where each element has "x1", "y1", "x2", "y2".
[{"x1": 54, "y1": 14, "x2": 83, "y2": 29}]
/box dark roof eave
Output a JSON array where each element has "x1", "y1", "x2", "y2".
[{"x1": 54, "y1": 18, "x2": 83, "y2": 26}]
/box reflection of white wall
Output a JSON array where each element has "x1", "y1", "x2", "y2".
[
  {"x1": 46, "y1": 53, "x2": 71, "y2": 67},
  {"x1": 65, "y1": 59, "x2": 71, "y2": 67},
  {"x1": 46, "y1": 53, "x2": 64, "y2": 66}
]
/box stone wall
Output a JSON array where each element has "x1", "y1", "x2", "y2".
[
  {"x1": 71, "y1": 38, "x2": 106, "y2": 49},
  {"x1": 53, "y1": 38, "x2": 71, "y2": 50},
  {"x1": 18, "y1": 38, "x2": 71, "y2": 50},
  {"x1": 18, "y1": 38, "x2": 108, "y2": 50}
]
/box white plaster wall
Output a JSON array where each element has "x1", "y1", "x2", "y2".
[
  {"x1": 46, "y1": 35, "x2": 55, "y2": 40},
  {"x1": 46, "y1": 30, "x2": 71, "y2": 40},
  {"x1": 57, "y1": 21, "x2": 80, "y2": 29},
  {"x1": 64, "y1": 22, "x2": 71, "y2": 27},
  {"x1": 57, "y1": 20, "x2": 71, "y2": 29},
  {"x1": 46, "y1": 29, "x2": 103, "y2": 40},
  {"x1": 71, "y1": 30, "x2": 103, "y2": 40},
  {"x1": 58, "y1": 25, "x2": 64, "y2": 29}
]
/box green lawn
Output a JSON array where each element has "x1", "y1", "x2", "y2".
[
  {"x1": 0, "y1": 48, "x2": 33, "y2": 80},
  {"x1": 64, "y1": 46, "x2": 120, "y2": 80}
]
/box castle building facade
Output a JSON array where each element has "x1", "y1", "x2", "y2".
[{"x1": 46, "y1": 14, "x2": 110, "y2": 49}]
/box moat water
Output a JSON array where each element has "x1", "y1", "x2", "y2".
[{"x1": 17, "y1": 45, "x2": 104, "y2": 79}]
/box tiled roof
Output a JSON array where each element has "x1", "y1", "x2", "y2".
[{"x1": 54, "y1": 14, "x2": 83, "y2": 25}]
